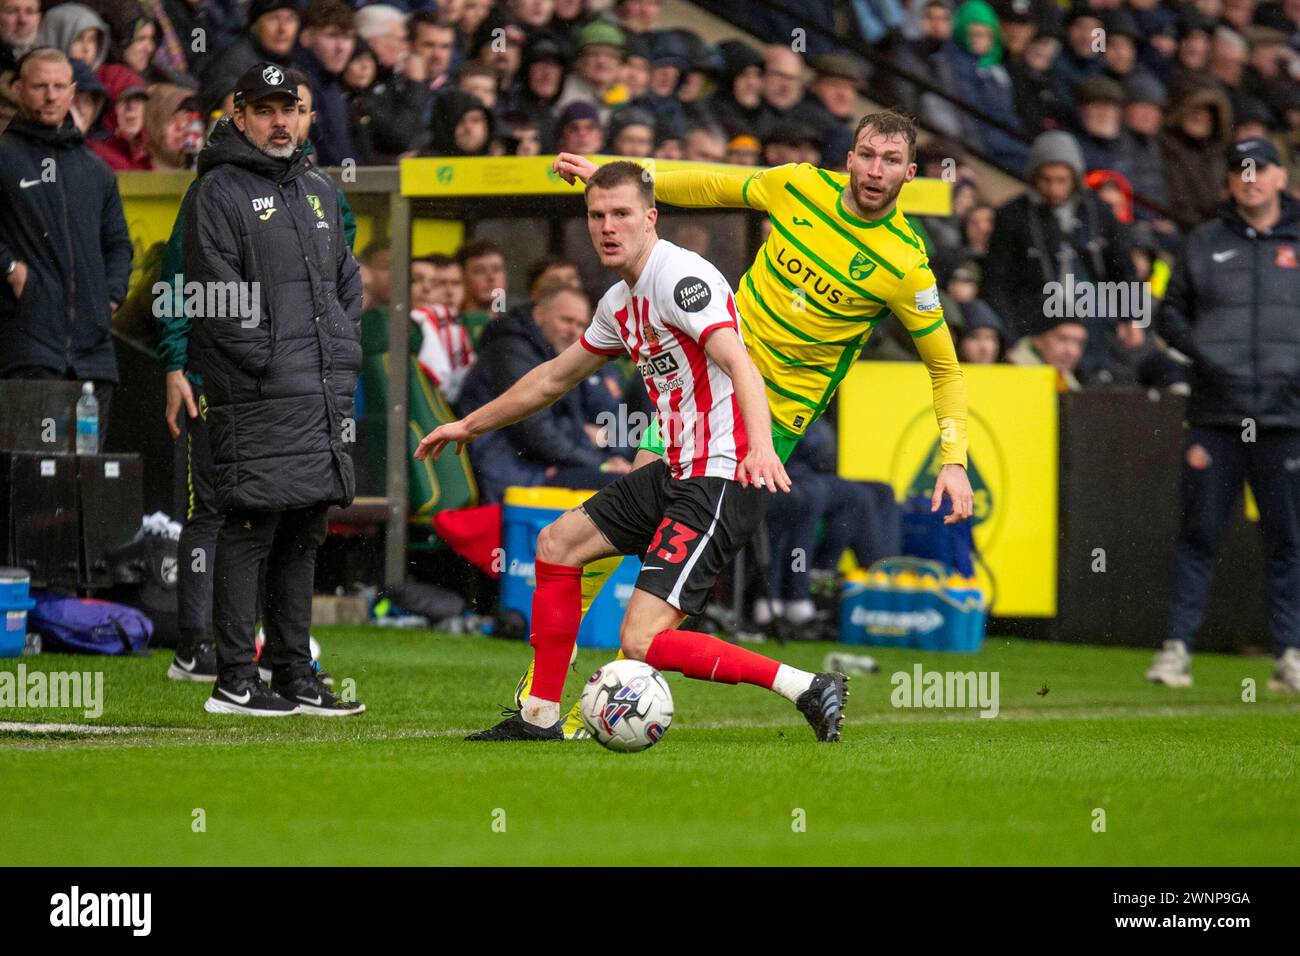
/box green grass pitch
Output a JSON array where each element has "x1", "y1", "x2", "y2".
[{"x1": 1, "y1": 628, "x2": 1297, "y2": 866}]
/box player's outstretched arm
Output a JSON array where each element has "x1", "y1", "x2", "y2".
[
  {"x1": 414, "y1": 342, "x2": 607, "y2": 461},
  {"x1": 553, "y1": 152, "x2": 771, "y2": 211},
  {"x1": 704, "y1": 328, "x2": 791, "y2": 494}
]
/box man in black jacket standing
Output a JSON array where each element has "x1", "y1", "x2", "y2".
[
  {"x1": 185, "y1": 62, "x2": 363, "y2": 716},
  {"x1": 0, "y1": 48, "x2": 131, "y2": 434},
  {"x1": 1149, "y1": 138, "x2": 1300, "y2": 693}
]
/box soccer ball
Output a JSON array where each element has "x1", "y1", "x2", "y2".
[{"x1": 580, "y1": 659, "x2": 674, "y2": 752}]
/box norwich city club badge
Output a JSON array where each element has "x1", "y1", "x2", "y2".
[{"x1": 849, "y1": 251, "x2": 876, "y2": 282}]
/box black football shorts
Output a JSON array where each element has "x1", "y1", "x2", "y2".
[{"x1": 581, "y1": 459, "x2": 769, "y2": 616}]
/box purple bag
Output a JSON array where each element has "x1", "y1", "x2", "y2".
[{"x1": 28, "y1": 592, "x2": 153, "y2": 655}]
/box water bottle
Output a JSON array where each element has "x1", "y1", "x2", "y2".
[
  {"x1": 823, "y1": 652, "x2": 879, "y2": 676},
  {"x1": 75, "y1": 382, "x2": 98, "y2": 454}
]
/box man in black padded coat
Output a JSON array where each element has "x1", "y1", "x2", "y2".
[{"x1": 184, "y1": 62, "x2": 364, "y2": 717}]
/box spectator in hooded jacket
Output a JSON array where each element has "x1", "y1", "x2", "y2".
[
  {"x1": 424, "y1": 87, "x2": 491, "y2": 155},
  {"x1": 89, "y1": 63, "x2": 150, "y2": 169},
  {"x1": 35, "y1": 3, "x2": 107, "y2": 71},
  {"x1": 707, "y1": 38, "x2": 763, "y2": 139},
  {"x1": 983, "y1": 130, "x2": 1139, "y2": 378},
  {"x1": 184, "y1": 62, "x2": 363, "y2": 717},
  {"x1": 68, "y1": 55, "x2": 104, "y2": 132},
  {"x1": 955, "y1": 301, "x2": 1006, "y2": 364},
  {"x1": 0, "y1": 48, "x2": 131, "y2": 431},
  {"x1": 143, "y1": 80, "x2": 199, "y2": 168},
  {"x1": 1147, "y1": 137, "x2": 1300, "y2": 693},
  {"x1": 499, "y1": 28, "x2": 566, "y2": 148},
  {"x1": 1160, "y1": 83, "x2": 1233, "y2": 233},
  {"x1": 945, "y1": 0, "x2": 1029, "y2": 172},
  {"x1": 103, "y1": 12, "x2": 159, "y2": 79}
]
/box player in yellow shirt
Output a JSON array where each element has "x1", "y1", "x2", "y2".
[{"x1": 523, "y1": 109, "x2": 973, "y2": 736}]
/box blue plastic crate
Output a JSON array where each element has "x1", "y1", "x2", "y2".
[
  {"x1": 500, "y1": 488, "x2": 640, "y2": 649},
  {"x1": 0, "y1": 567, "x2": 35, "y2": 658},
  {"x1": 839, "y1": 558, "x2": 986, "y2": 652}
]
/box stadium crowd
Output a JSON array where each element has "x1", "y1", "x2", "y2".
[{"x1": 1, "y1": 0, "x2": 1299, "y2": 638}]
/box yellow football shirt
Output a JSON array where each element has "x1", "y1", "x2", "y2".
[{"x1": 653, "y1": 162, "x2": 968, "y2": 467}]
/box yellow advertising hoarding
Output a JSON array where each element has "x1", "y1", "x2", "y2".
[{"x1": 838, "y1": 361, "x2": 1059, "y2": 616}]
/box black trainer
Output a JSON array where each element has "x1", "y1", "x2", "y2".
[
  {"x1": 465, "y1": 709, "x2": 563, "y2": 741},
  {"x1": 168, "y1": 641, "x2": 218, "y2": 683},
  {"x1": 795, "y1": 672, "x2": 849, "y2": 742},
  {"x1": 204, "y1": 677, "x2": 300, "y2": 716},
  {"x1": 274, "y1": 675, "x2": 365, "y2": 716}
]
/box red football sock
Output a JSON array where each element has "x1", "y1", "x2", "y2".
[
  {"x1": 528, "y1": 560, "x2": 583, "y2": 702},
  {"x1": 645, "y1": 629, "x2": 780, "y2": 689}
]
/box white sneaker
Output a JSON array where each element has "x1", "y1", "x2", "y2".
[
  {"x1": 753, "y1": 598, "x2": 783, "y2": 627},
  {"x1": 784, "y1": 598, "x2": 818, "y2": 626},
  {"x1": 1268, "y1": 647, "x2": 1300, "y2": 693},
  {"x1": 1146, "y1": 639, "x2": 1193, "y2": 687}
]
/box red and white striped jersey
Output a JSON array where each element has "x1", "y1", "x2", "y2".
[
  {"x1": 411, "y1": 305, "x2": 475, "y2": 403},
  {"x1": 580, "y1": 239, "x2": 750, "y2": 481}
]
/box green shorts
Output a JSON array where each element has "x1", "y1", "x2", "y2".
[{"x1": 637, "y1": 415, "x2": 801, "y2": 463}]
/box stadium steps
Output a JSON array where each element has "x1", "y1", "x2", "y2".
[{"x1": 661, "y1": 0, "x2": 1027, "y2": 205}]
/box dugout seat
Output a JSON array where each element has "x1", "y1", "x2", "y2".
[{"x1": 357, "y1": 309, "x2": 479, "y2": 552}]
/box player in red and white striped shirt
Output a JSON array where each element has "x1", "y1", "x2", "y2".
[
  {"x1": 580, "y1": 237, "x2": 749, "y2": 481},
  {"x1": 418, "y1": 161, "x2": 849, "y2": 743}
]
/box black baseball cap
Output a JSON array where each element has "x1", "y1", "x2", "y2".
[
  {"x1": 233, "y1": 62, "x2": 300, "y2": 106},
  {"x1": 1228, "y1": 136, "x2": 1281, "y2": 169}
]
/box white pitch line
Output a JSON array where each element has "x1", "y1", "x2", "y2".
[
  {"x1": 2, "y1": 701, "x2": 1298, "y2": 752},
  {"x1": 0, "y1": 722, "x2": 145, "y2": 735}
]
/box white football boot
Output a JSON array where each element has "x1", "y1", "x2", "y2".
[
  {"x1": 1268, "y1": 647, "x2": 1300, "y2": 693},
  {"x1": 753, "y1": 598, "x2": 783, "y2": 627},
  {"x1": 1145, "y1": 639, "x2": 1193, "y2": 687}
]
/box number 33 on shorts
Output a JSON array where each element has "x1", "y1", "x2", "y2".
[{"x1": 646, "y1": 519, "x2": 699, "y2": 565}]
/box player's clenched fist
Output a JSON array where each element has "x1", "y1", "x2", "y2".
[
  {"x1": 553, "y1": 152, "x2": 598, "y2": 185},
  {"x1": 415, "y1": 420, "x2": 476, "y2": 461}
]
